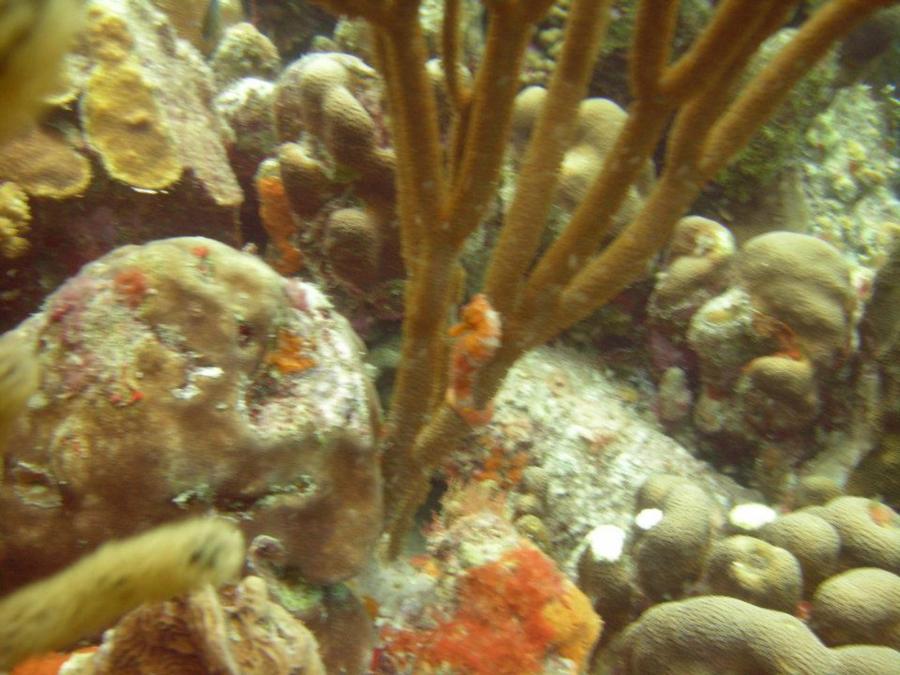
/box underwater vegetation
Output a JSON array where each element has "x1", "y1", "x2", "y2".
[{"x1": 0, "y1": 0, "x2": 898, "y2": 673}]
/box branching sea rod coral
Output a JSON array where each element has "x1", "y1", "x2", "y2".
[{"x1": 304, "y1": 0, "x2": 895, "y2": 554}]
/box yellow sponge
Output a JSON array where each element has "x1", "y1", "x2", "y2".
[{"x1": 0, "y1": 517, "x2": 245, "y2": 670}]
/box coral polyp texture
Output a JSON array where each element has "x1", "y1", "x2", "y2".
[
  {"x1": 575, "y1": 473, "x2": 900, "y2": 668},
  {"x1": 615, "y1": 595, "x2": 900, "y2": 674},
  {"x1": 0, "y1": 0, "x2": 898, "y2": 672},
  {"x1": 262, "y1": 50, "x2": 403, "y2": 329},
  {"x1": 1, "y1": 237, "x2": 382, "y2": 593}
]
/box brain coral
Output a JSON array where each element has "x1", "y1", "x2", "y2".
[
  {"x1": 811, "y1": 567, "x2": 900, "y2": 649},
  {"x1": 737, "y1": 231, "x2": 855, "y2": 368},
  {"x1": 615, "y1": 595, "x2": 898, "y2": 674}
]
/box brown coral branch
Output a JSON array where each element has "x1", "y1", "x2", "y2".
[
  {"x1": 629, "y1": 0, "x2": 680, "y2": 99},
  {"x1": 698, "y1": 0, "x2": 895, "y2": 178},
  {"x1": 484, "y1": 0, "x2": 613, "y2": 321},
  {"x1": 550, "y1": 0, "x2": 889, "y2": 334},
  {"x1": 441, "y1": 0, "x2": 466, "y2": 113},
  {"x1": 658, "y1": 0, "x2": 785, "y2": 100},
  {"x1": 444, "y1": 0, "x2": 555, "y2": 249}
]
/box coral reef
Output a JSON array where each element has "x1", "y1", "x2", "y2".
[
  {"x1": 713, "y1": 27, "x2": 841, "y2": 204},
  {"x1": 81, "y1": 0, "x2": 241, "y2": 201},
  {"x1": 1, "y1": 237, "x2": 381, "y2": 593},
  {"x1": 758, "y1": 510, "x2": 841, "y2": 594},
  {"x1": 815, "y1": 496, "x2": 900, "y2": 572},
  {"x1": 648, "y1": 222, "x2": 873, "y2": 495},
  {"x1": 1, "y1": 0, "x2": 898, "y2": 672},
  {"x1": 0, "y1": 126, "x2": 93, "y2": 199},
  {"x1": 0, "y1": 330, "x2": 39, "y2": 447},
  {"x1": 704, "y1": 535, "x2": 803, "y2": 613},
  {"x1": 246, "y1": 533, "x2": 375, "y2": 674},
  {"x1": 211, "y1": 21, "x2": 282, "y2": 91},
  {"x1": 0, "y1": 183, "x2": 31, "y2": 260},
  {"x1": 149, "y1": 0, "x2": 244, "y2": 53},
  {"x1": 266, "y1": 50, "x2": 401, "y2": 325},
  {"x1": 810, "y1": 567, "x2": 900, "y2": 649},
  {"x1": 631, "y1": 475, "x2": 716, "y2": 600},
  {"x1": 574, "y1": 472, "x2": 900, "y2": 665},
  {"x1": 509, "y1": 88, "x2": 653, "y2": 242}
]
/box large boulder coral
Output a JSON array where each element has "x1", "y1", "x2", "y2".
[
  {"x1": 0, "y1": 237, "x2": 382, "y2": 591},
  {"x1": 704, "y1": 535, "x2": 803, "y2": 613},
  {"x1": 632, "y1": 475, "x2": 717, "y2": 601},
  {"x1": 736, "y1": 231, "x2": 856, "y2": 368}
]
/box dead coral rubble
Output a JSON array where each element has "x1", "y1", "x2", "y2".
[{"x1": 62, "y1": 576, "x2": 326, "y2": 675}]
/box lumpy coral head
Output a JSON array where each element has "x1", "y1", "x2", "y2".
[{"x1": 0, "y1": 237, "x2": 382, "y2": 591}]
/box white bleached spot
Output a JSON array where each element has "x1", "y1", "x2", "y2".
[
  {"x1": 634, "y1": 507, "x2": 663, "y2": 530},
  {"x1": 729, "y1": 502, "x2": 777, "y2": 530},
  {"x1": 588, "y1": 524, "x2": 626, "y2": 562}
]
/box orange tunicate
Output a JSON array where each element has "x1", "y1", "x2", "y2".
[
  {"x1": 266, "y1": 330, "x2": 316, "y2": 374},
  {"x1": 256, "y1": 174, "x2": 303, "y2": 275}
]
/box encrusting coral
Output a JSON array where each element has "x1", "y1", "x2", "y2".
[
  {"x1": 80, "y1": 0, "x2": 242, "y2": 204},
  {"x1": 0, "y1": 128, "x2": 92, "y2": 200},
  {"x1": 0, "y1": 0, "x2": 248, "y2": 333},
  {"x1": 0, "y1": 183, "x2": 31, "y2": 260},
  {"x1": 2, "y1": 0, "x2": 898, "y2": 671},
  {"x1": 371, "y1": 484, "x2": 602, "y2": 674}
]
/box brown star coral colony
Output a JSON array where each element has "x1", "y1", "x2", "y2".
[{"x1": 0, "y1": 0, "x2": 898, "y2": 672}]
